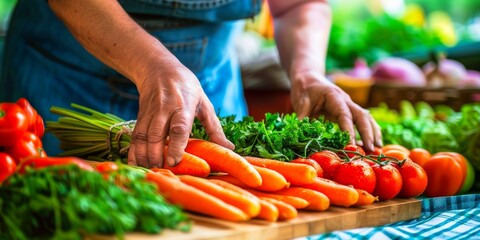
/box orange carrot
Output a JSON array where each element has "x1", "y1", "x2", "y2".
[
  {"x1": 256, "y1": 198, "x2": 279, "y2": 222},
  {"x1": 353, "y1": 188, "x2": 378, "y2": 207},
  {"x1": 261, "y1": 197, "x2": 298, "y2": 221},
  {"x1": 291, "y1": 158, "x2": 324, "y2": 178},
  {"x1": 185, "y1": 139, "x2": 262, "y2": 187},
  {"x1": 179, "y1": 175, "x2": 261, "y2": 218},
  {"x1": 209, "y1": 174, "x2": 287, "y2": 192},
  {"x1": 253, "y1": 166, "x2": 290, "y2": 191},
  {"x1": 298, "y1": 177, "x2": 359, "y2": 207},
  {"x1": 163, "y1": 146, "x2": 211, "y2": 178},
  {"x1": 274, "y1": 187, "x2": 330, "y2": 211},
  {"x1": 246, "y1": 189, "x2": 309, "y2": 209},
  {"x1": 244, "y1": 156, "x2": 317, "y2": 185},
  {"x1": 145, "y1": 172, "x2": 249, "y2": 222}
]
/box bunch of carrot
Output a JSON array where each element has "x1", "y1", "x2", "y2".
[{"x1": 146, "y1": 138, "x2": 378, "y2": 222}]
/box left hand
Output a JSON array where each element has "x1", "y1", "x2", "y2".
[{"x1": 290, "y1": 71, "x2": 382, "y2": 152}]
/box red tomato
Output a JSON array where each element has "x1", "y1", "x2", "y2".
[
  {"x1": 0, "y1": 153, "x2": 17, "y2": 184},
  {"x1": 371, "y1": 163, "x2": 403, "y2": 201},
  {"x1": 0, "y1": 103, "x2": 28, "y2": 147},
  {"x1": 393, "y1": 159, "x2": 428, "y2": 198},
  {"x1": 309, "y1": 150, "x2": 341, "y2": 179},
  {"x1": 332, "y1": 160, "x2": 376, "y2": 193},
  {"x1": 365, "y1": 147, "x2": 383, "y2": 157},
  {"x1": 6, "y1": 131, "x2": 46, "y2": 163},
  {"x1": 382, "y1": 149, "x2": 410, "y2": 163},
  {"x1": 433, "y1": 152, "x2": 467, "y2": 194},
  {"x1": 95, "y1": 162, "x2": 119, "y2": 173},
  {"x1": 423, "y1": 154, "x2": 463, "y2": 197},
  {"x1": 409, "y1": 148, "x2": 431, "y2": 168},
  {"x1": 338, "y1": 144, "x2": 366, "y2": 159},
  {"x1": 291, "y1": 158, "x2": 323, "y2": 178}
]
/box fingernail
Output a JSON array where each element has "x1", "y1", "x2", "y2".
[
  {"x1": 376, "y1": 139, "x2": 383, "y2": 147},
  {"x1": 167, "y1": 157, "x2": 177, "y2": 167}
]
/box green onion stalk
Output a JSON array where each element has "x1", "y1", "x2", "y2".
[{"x1": 47, "y1": 104, "x2": 135, "y2": 162}]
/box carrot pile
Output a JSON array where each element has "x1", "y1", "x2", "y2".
[{"x1": 143, "y1": 138, "x2": 383, "y2": 223}]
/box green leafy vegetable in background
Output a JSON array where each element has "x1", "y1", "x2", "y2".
[
  {"x1": 370, "y1": 101, "x2": 459, "y2": 152},
  {"x1": 327, "y1": 13, "x2": 443, "y2": 70},
  {"x1": 0, "y1": 165, "x2": 189, "y2": 240},
  {"x1": 370, "y1": 101, "x2": 480, "y2": 171},
  {"x1": 447, "y1": 104, "x2": 480, "y2": 170},
  {"x1": 192, "y1": 113, "x2": 350, "y2": 161}
]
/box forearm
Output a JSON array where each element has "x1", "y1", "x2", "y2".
[
  {"x1": 48, "y1": 0, "x2": 180, "y2": 88},
  {"x1": 269, "y1": 0, "x2": 331, "y2": 81}
]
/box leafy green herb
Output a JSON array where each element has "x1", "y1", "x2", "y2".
[
  {"x1": 192, "y1": 112, "x2": 350, "y2": 161},
  {"x1": 0, "y1": 165, "x2": 190, "y2": 240},
  {"x1": 447, "y1": 104, "x2": 480, "y2": 170}
]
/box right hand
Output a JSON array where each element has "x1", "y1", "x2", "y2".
[{"x1": 127, "y1": 64, "x2": 234, "y2": 168}]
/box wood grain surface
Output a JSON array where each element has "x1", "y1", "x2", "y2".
[{"x1": 89, "y1": 198, "x2": 421, "y2": 240}]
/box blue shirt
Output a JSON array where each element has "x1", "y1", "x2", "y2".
[{"x1": 0, "y1": 0, "x2": 261, "y2": 154}]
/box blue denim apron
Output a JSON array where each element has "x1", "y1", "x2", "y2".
[{"x1": 0, "y1": 0, "x2": 261, "y2": 154}]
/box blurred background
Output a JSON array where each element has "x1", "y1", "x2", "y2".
[
  {"x1": 1, "y1": 0, "x2": 479, "y2": 113},
  {"x1": 239, "y1": 0, "x2": 480, "y2": 118}
]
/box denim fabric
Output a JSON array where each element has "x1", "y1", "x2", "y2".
[
  {"x1": 119, "y1": 0, "x2": 261, "y2": 22},
  {"x1": 0, "y1": 0, "x2": 259, "y2": 155}
]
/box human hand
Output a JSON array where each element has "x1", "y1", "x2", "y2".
[
  {"x1": 290, "y1": 71, "x2": 382, "y2": 152},
  {"x1": 127, "y1": 64, "x2": 234, "y2": 168}
]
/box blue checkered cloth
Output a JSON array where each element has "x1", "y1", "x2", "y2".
[{"x1": 299, "y1": 194, "x2": 480, "y2": 240}]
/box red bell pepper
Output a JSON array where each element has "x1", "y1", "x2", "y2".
[
  {"x1": 6, "y1": 131, "x2": 47, "y2": 164},
  {"x1": 0, "y1": 103, "x2": 28, "y2": 147},
  {"x1": 0, "y1": 153, "x2": 17, "y2": 184},
  {"x1": 16, "y1": 98, "x2": 45, "y2": 138}
]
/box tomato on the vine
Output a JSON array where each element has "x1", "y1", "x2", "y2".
[
  {"x1": 309, "y1": 150, "x2": 341, "y2": 179},
  {"x1": 393, "y1": 159, "x2": 427, "y2": 198},
  {"x1": 382, "y1": 149, "x2": 409, "y2": 162},
  {"x1": 338, "y1": 144, "x2": 366, "y2": 159},
  {"x1": 370, "y1": 162, "x2": 403, "y2": 201},
  {"x1": 0, "y1": 153, "x2": 17, "y2": 184},
  {"x1": 332, "y1": 159, "x2": 376, "y2": 194},
  {"x1": 365, "y1": 147, "x2": 383, "y2": 157}
]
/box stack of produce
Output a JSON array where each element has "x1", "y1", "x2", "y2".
[
  {"x1": 3, "y1": 101, "x2": 473, "y2": 238},
  {"x1": 44, "y1": 105, "x2": 432, "y2": 219},
  {"x1": 370, "y1": 100, "x2": 478, "y2": 194},
  {"x1": 0, "y1": 100, "x2": 190, "y2": 239}
]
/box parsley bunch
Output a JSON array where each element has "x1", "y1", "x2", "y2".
[
  {"x1": 192, "y1": 113, "x2": 350, "y2": 161},
  {"x1": 0, "y1": 165, "x2": 189, "y2": 240}
]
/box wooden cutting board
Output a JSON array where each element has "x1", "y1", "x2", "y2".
[{"x1": 90, "y1": 198, "x2": 421, "y2": 240}]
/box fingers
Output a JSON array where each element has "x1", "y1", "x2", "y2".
[
  {"x1": 146, "y1": 111, "x2": 168, "y2": 168},
  {"x1": 129, "y1": 108, "x2": 153, "y2": 168},
  {"x1": 293, "y1": 95, "x2": 312, "y2": 119},
  {"x1": 351, "y1": 105, "x2": 374, "y2": 152},
  {"x1": 371, "y1": 116, "x2": 383, "y2": 147},
  {"x1": 196, "y1": 97, "x2": 234, "y2": 150},
  {"x1": 164, "y1": 109, "x2": 194, "y2": 167}
]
